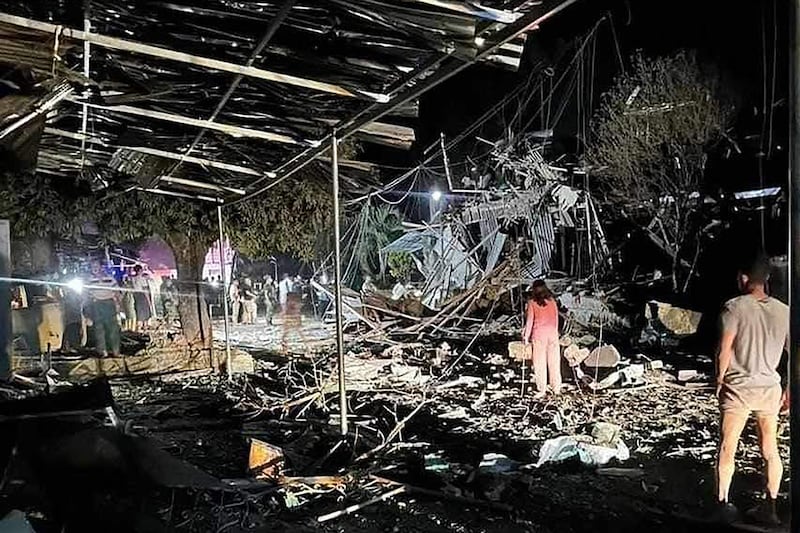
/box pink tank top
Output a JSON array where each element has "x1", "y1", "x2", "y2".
[{"x1": 527, "y1": 299, "x2": 559, "y2": 335}]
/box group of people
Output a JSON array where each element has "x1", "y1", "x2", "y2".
[
  {"x1": 64, "y1": 262, "x2": 174, "y2": 358},
  {"x1": 522, "y1": 254, "x2": 788, "y2": 525},
  {"x1": 226, "y1": 273, "x2": 303, "y2": 326},
  {"x1": 120, "y1": 264, "x2": 158, "y2": 332}
]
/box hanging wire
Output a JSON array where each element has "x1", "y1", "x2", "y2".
[{"x1": 375, "y1": 172, "x2": 419, "y2": 205}]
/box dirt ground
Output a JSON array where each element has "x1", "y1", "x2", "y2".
[{"x1": 107, "y1": 343, "x2": 791, "y2": 533}]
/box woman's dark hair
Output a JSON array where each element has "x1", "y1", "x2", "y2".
[{"x1": 529, "y1": 280, "x2": 554, "y2": 306}]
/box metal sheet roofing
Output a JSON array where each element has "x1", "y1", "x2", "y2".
[{"x1": 0, "y1": 0, "x2": 578, "y2": 202}]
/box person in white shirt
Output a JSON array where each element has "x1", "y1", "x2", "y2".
[
  {"x1": 229, "y1": 279, "x2": 241, "y2": 324},
  {"x1": 131, "y1": 265, "x2": 152, "y2": 331},
  {"x1": 278, "y1": 274, "x2": 293, "y2": 313}
]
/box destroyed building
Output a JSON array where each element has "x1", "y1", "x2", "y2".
[{"x1": 0, "y1": 0, "x2": 795, "y2": 531}]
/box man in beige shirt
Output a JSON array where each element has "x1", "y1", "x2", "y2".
[{"x1": 716, "y1": 254, "x2": 788, "y2": 524}]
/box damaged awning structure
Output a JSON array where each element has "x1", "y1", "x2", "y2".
[
  {"x1": 381, "y1": 142, "x2": 609, "y2": 311},
  {"x1": 0, "y1": 0, "x2": 579, "y2": 201}
]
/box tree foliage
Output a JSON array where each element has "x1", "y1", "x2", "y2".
[
  {"x1": 227, "y1": 168, "x2": 333, "y2": 262},
  {"x1": 0, "y1": 172, "x2": 92, "y2": 240},
  {"x1": 94, "y1": 188, "x2": 217, "y2": 248},
  {"x1": 350, "y1": 203, "x2": 404, "y2": 283},
  {"x1": 388, "y1": 251, "x2": 414, "y2": 282},
  {"x1": 588, "y1": 51, "x2": 731, "y2": 289}
]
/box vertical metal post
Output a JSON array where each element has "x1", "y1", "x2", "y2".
[
  {"x1": 790, "y1": 0, "x2": 800, "y2": 527},
  {"x1": 217, "y1": 204, "x2": 232, "y2": 381},
  {"x1": 584, "y1": 172, "x2": 594, "y2": 287},
  {"x1": 79, "y1": 2, "x2": 91, "y2": 170},
  {"x1": 332, "y1": 132, "x2": 348, "y2": 436},
  {"x1": 0, "y1": 220, "x2": 10, "y2": 379}
]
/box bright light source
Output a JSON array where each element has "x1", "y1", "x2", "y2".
[
  {"x1": 431, "y1": 190, "x2": 442, "y2": 202},
  {"x1": 67, "y1": 278, "x2": 84, "y2": 293},
  {"x1": 474, "y1": 36, "x2": 486, "y2": 47}
]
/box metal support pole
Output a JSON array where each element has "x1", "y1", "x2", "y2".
[
  {"x1": 332, "y1": 133, "x2": 348, "y2": 436},
  {"x1": 217, "y1": 204, "x2": 232, "y2": 380},
  {"x1": 80, "y1": 2, "x2": 91, "y2": 171},
  {"x1": 790, "y1": 0, "x2": 800, "y2": 527}
]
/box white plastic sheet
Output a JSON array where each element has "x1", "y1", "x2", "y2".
[{"x1": 535, "y1": 435, "x2": 630, "y2": 468}]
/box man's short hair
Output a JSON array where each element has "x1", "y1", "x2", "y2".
[{"x1": 738, "y1": 253, "x2": 771, "y2": 283}]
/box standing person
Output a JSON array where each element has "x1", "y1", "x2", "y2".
[
  {"x1": 131, "y1": 265, "x2": 152, "y2": 330},
  {"x1": 263, "y1": 275, "x2": 276, "y2": 326},
  {"x1": 88, "y1": 262, "x2": 121, "y2": 358},
  {"x1": 522, "y1": 280, "x2": 561, "y2": 398},
  {"x1": 240, "y1": 279, "x2": 257, "y2": 325},
  {"x1": 715, "y1": 254, "x2": 788, "y2": 525},
  {"x1": 147, "y1": 269, "x2": 162, "y2": 318},
  {"x1": 161, "y1": 276, "x2": 177, "y2": 322},
  {"x1": 229, "y1": 279, "x2": 241, "y2": 324},
  {"x1": 278, "y1": 273, "x2": 293, "y2": 313},
  {"x1": 122, "y1": 275, "x2": 137, "y2": 331}
]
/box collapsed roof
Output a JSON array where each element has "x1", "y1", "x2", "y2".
[{"x1": 0, "y1": 0, "x2": 578, "y2": 202}]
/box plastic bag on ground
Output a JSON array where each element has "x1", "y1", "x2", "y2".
[{"x1": 535, "y1": 435, "x2": 630, "y2": 468}]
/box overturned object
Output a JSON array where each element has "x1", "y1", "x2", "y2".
[
  {"x1": 563, "y1": 344, "x2": 591, "y2": 367},
  {"x1": 644, "y1": 301, "x2": 702, "y2": 336},
  {"x1": 585, "y1": 345, "x2": 620, "y2": 369},
  {"x1": 249, "y1": 439, "x2": 285, "y2": 483},
  {"x1": 508, "y1": 341, "x2": 530, "y2": 361}
]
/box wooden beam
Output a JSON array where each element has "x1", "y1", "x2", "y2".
[
  {"x1": 67, "y1": 98, "x2": 300, "y2": 144},
  {"x1": 0, "y1": 12, "x2": 380, "y2": 101},
  {"x1": 315, "y1": 157, "x2": 376, "y2": 173},
  {"x1": 319, "y1": 118, "x2": 416, "y2": 149}
]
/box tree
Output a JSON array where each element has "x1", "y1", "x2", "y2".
[
  {"x1": 0, "y1": 172, "x2": 92, "y2": 274},
  {"x1": 349, "y1": 203, "x2": 404, "y2": 286},
  {"x1": 588, "y1": 51, "x2": 731, "y2": 291},
  {"x1": 93, "y1": 188, "x2": 218, "y2": 350},
  {"x1": 0, "y1": 160, "x2": 337, "y2": 355},
  {"x1": 96, "y1": 165, "x2": 335, "y2": 350},
  {"x1": 227, "y1": 169, "x2": 332, "y2": 262}
]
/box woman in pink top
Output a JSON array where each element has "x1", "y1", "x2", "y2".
[{"x1": 522, "y1": 280, "x2": 561, "y2": 397}]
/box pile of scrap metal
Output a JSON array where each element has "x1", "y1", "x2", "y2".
[{"x1": 348, "y1": 143, "x2": 610, "y2": 340}]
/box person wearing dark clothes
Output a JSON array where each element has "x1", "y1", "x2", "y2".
[{"x1": 88, "y1": 262, "x2": 121, "y2": 357}]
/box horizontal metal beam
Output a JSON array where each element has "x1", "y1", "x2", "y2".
[
  {"x1": 159, "y1": 176, "x2": 246, "y2": 196},
  {"x1": 136, "y1": 186, "x2": 221, "y2": 204},
  {"x1": 67, "y1": 98, "x2": 301, "y2": 144},
  {"x1": 119, "y1": 146, "x2": 273, "y2": 179},
  {"x1": 0, "y1": 12, "x2": 378, "y2": 101},
  {"x1": 44, "y1": 127, "x2": 276, "y2": 179}
]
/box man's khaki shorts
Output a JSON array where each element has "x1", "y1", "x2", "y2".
[{"x1": 719, "y1": 384, "x2": 782, "y2": 417}]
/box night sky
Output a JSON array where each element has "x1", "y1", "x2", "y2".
[
  {"x1": 367, "y1": 0, "x2": 788, "y2": 197},
  {"x1": 359, "y1": 0, "x2": 790, "y2": 311}
]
